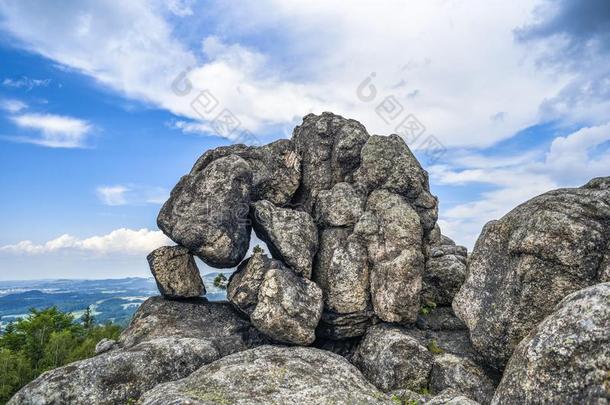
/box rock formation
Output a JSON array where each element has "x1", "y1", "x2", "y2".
[
  {"x1": 453, "y1": 178, "x2": 610, "y2": 368},
  {"x1": 492, "y1": 283, "x2": 610, "y2": 404},
  {"x1": 9, "y1": 112, "x2": 609, "y2": 405}
]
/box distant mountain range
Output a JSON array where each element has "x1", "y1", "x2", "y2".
[{"x1": 0, "y1": 273, "x2": 232, "y2": 331}]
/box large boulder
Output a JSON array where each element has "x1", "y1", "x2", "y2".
[
  {"x1": 351, "y1": 324, "x2": 433, "y2": 392},
  {"x1": 454, "y1": 178, "x2": 610, "y2": 368},
  {"x1": 10, "y1": 297, "x2": 264, "y2": 405},
  {"x1": 423, "y1": 236, "x2": 468, "y2": 306},
  {"x1": 291, "y1": 112, "x2": 370, "y2": 213},
  {"x1": 8, "y1": 338, "x2": 221, "y2": 405},
  {"x1": 251, "y1": 200, "x2": 318, "y2": 278},
  {"x1": 189, "y1": 139, "x2": 301, "y2": 206},
  {"x1": 365, "y1": 189, "x2": 425, "y2": 323},
  {"x1": 157, "y1": 154, "x2": 252, "y2": 267},
  {"x1": 138, "y1": 346, "x2": 393, "y2": 405},
  {"x1": 119, "y1": 296, "x2": 265, "y2": 352},
  {"x1": 492, "y1": 283, "x2": 610, "y2": 404},
  {"x1": 227, "y1": 251, "x2": 324, "y2": 345},
  {"x1": 147, "y1": 246, "x2": 205, "y2": 298},
  {"x1": 226, "y1": 251, "x2": 283, "y2": 316},
  {"x1": 251, "y1": 267, "x2": 323, "y2": 345},
  {"x1": 430, "y1": 354, "x2": 496, "y2": 404}
]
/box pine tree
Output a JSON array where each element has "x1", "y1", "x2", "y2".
[{"x1": 81, "y1": 306, "x2": 94, "y2": 330}]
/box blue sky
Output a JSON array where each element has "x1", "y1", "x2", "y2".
[{"x1": 0, "y1": 0, "x2": 608, "y2": 280}]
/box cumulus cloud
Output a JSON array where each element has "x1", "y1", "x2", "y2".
[
  {"x1": 9, "y1": 113, "x2": 92, "y2": 148},
  {"x1": 433, "y1": 122, "x2": 610, "y2": 248},
  {"x1": 0, "y1": 228, "x2": 171, "y2": 256},
  {"x1": 516, "y1": 0, "x2": 610, "y2": 125},
  {"x1": 96, "y1": 185, "x2": 168, "y2": 206},
  {"x1": 0, "y1": 0, "x2": 579, "y2": 148}
]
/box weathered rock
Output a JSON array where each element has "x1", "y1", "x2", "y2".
[
  {"x1": 427, "y1": 389, "x2": 480, "y2": 405},
  {"x1": 314, "y1": 182, "x2": 365, "y2": 227},
  {"x1": 353, "y1": 134, "x2": 438, "y2": 233},
  {"x1": 226, "y1": 251, "x2": 284, "y2": 316},
  {"x1": 250, "y1": 268, "x2": 323, "y2": 345},
  {"x1": 316, "y1": 308, "x2": 377, "y2": 340},
  {"x1": 492, "y1": 283, "x2": 610, "y2": 404},
  {"x1": 94, "y1": 338, "x2": 118, "y2": 355},
  {"x1": 189, "y1": 139, "x2": 301, "y2": 206},
  {"x1": 251, "y1": 200, "x2": 318, "y2": 278},
  {"x1": 9, "y1": 338, "x2": 221, "y2": 405},
  {"x1": 147, "y1": 246, "x2": 205, "y2": 298},
  {"x1": 351, "y1": 324, "x2": 433, "y2": 392},
  {"x1": 416, "y1": 306, "x2": 467, "y2": 332},
  {"x1": 158, "y1": 154, "x2": 252, "y2": 267},
  {"x1": 430, "y1": 354, "x2": 496, "y2": 404},
  {"x1": 313, "y1": 227, "x2": 370, "y2": 315},
  {"x1": 119, "y1": 296, "x2": 265, "y2": 353},
  {"x1": 423, "y1": 238, "x2": 468, "y2": 306},
  {"x1": 388, "y1": 389, "x2": 430, "y2": 404},
  {"x1": 365, "y1": 189, "x2": 425, "y2": 323},
  {"x1": 453, "y1": 178, "x2": 610, "y2": 368},
  {"x1": 291, "y1": 112, "x2": 370, "y2": 213},
  {"x1": 138, "y1": 346, "x2": 392, "y2": 405}
]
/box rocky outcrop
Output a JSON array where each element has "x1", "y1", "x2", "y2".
[
  {"x1": 423, "y1": 233, "x2": 468, "y2": 306},
  {"x1": 351, "y1": 324, "x2": 433, "y2": 392},
  {"x1": 250, "y1": 267, "x2": 323, "y2": 345},
  {"x1": 10, "y1": 297, "x2": 265, "y2": 404},
  {"x1": 147, "y1": 246, "x2": 204, "y2": 298},
  {"x1": 138, "y1": 346, "x2": 393, "y2": 405},
  {"x1": 251, "y1": 200, "x2": 318, "y2": 278},
  {"x1": 492, "y1": 283, "x2": 610, "y2": 404},
  {"x1": 430, "y1": 354, "x2": 496, "y2": 404},
  {"x1": 157, "y1": 154, "x2": 253, "y2": 268},
  {"x1": 227, "y1": 251, "x2": 323, "y2": 345},
  {"x1": 453, "y1": 178, "x2": 610, "y2": 368},
  {"x1": 189, "y1": 139, "x2": 301, "y2": 206}
]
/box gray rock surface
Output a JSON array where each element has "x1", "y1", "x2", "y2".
[
  {"x1": 251, "y1": 200, "x2": 318, "y2": 278},
  {"x1": 416, "y1": 306, "x2": 467, "y2": 332},
  {"x1": 365, "y1": 189, "x2": 425, "y2": 323},
  {"x1": 316, "y1": 308, "x2": 377, "y2": 340},
  {"x1": 94, "y1": 338, "x2": 118, "y2": 355},
  {"x1": 158, "y1": 154, "x2": 252, "y2": 267},
  {"x1": 492, "y1": 283, "x2": 610, "y2": 404},
  {"x1": 10, "y1": 297, "x2": 266, "y2": 405},
  {"x1": 291, "y1": 112, "x2": 370, "y2": 213},
  {"x1": 119, "y1": 296, "x2": 265, "y2": 354},
  {"x1": 250, "y1": 267, "x2": 323, "y2": 345},
  {"x1": 351, "y1": 324, "x2": 433, "y2": 392},
  {"x1": 313, "y1": 227, "x2": 370, "y2": 315},
  {"x1": 427, "y1": 389, "x2": 480, "y2": 405},
  {"x1": 353, "y1": 134, "x2": 438, "y2": 234},
  {"x1": 430, "y1": 354, "x2": 496, "y2": 404},
  {"x1": 189, "y1": 139, "x2": 301, "y2": 206},
  {"x1": 453, "y1": 178, "x2": 610, "y2": 368},
  {"x1": 314, "y1": 182, "x2": 365, "y2": 227},
  {"x1": 423, "y1": 237, "x2": 468, "y2": 306},
  {"x1": 138, "y1": 345, "x2": 393, "y2": 405},
  {"x1": 226, "y1": 251, "x2": 284, "y2": 316},
  {"x1": 9, "y1": 338, "x2": 221, "y2": 405},
  {"x1": 147, "y1": 245, "x2": 205, "y2": 298}
]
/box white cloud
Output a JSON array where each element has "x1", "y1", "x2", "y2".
[
  {"x1": 433, "y1": 122, "x2": 610, "y2": 248},
  {"x1": 0, "y1": 98, "x2": 27, "y2": 113},
  {"x1": 0, "y1": 228, "x2": 171, "y2": 256},
  {"x1": 9, "y1": 113, "x2": 92, "y2": 148},
  {"x1": 96, "y1": 186, "x2": 129, "y2": 206},
  {"x1": 0, "y1": 0, "x2": 582, "y2": 148},
  {"x1": 96, "y1": 185, "x2": 168, "y2": 206}
]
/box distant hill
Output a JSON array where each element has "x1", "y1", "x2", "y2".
[{"x1": 0, "y1": 274, "x2": 232, "y2": 331}]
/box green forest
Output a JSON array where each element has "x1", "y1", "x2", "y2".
[{"x1": 0, "y1": 306, "x2": 122, "y2": 404}]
